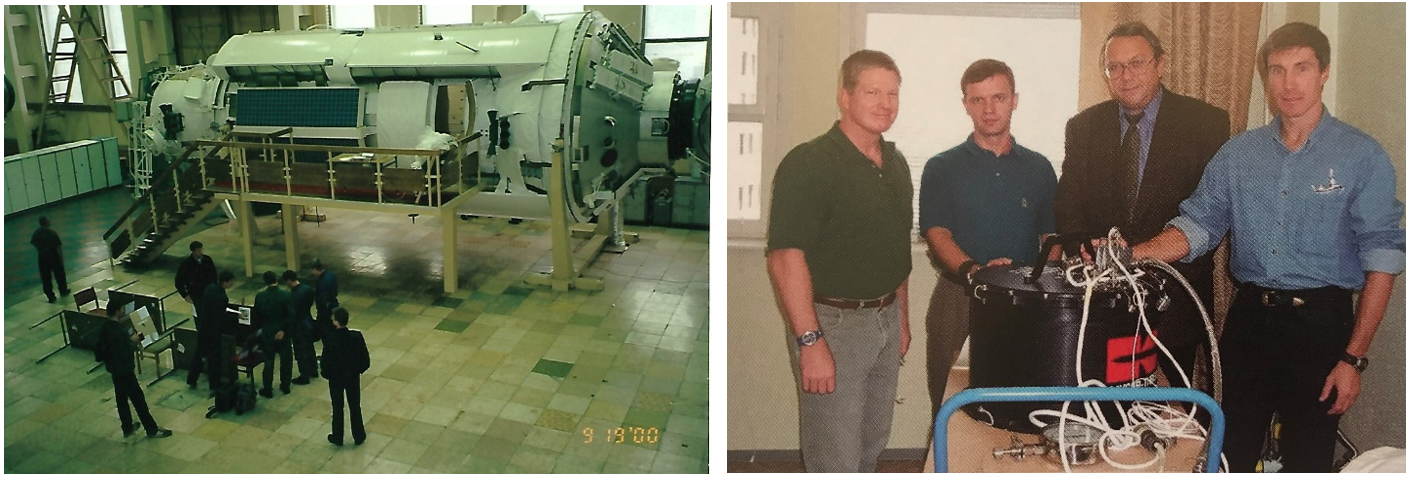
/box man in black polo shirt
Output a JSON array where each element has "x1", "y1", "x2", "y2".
[{"x1": 766, "y1": 49, "x2": 913, "y2": 473}]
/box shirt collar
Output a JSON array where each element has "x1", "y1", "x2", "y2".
[
  {"x1": 1120, "y1": 86, "x2": 1164, "y2": 130},
  {"x1": 962, "y1": 133, "x2": 1023, "y2": 158},
  {"x1": 1267, "y1": 104, "x2": 1334, "y2": 147},
  {"x1": 827, "y1": 120, "x2": 894, "y2": 164}
]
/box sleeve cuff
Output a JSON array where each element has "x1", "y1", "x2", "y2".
[
  {"x1": 1361, "y1": 248, "x2": 1406, "y2": 275},
  {"x1": 1168, "y1": 216, "x2": 1212, "y2": 263}
]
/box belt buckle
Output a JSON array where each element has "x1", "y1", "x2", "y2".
[{"x1": 1261, "y1": 291, "x2": 1275, "y2": 307}]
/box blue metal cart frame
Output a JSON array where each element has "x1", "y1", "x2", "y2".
[{"x1": 933, "y1": 387, "x2": 1224, "y2": 473}]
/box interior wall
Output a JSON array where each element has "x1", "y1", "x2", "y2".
[
  {"x1": 374, "y1": 5, "x2": 420, "y2": 27},
  {"x1": 171, "y1": 5, "x2": 278, "y2": 65},
  {"x1": 1328, "y1": 1, "x2": 1406, "y2": 451}
]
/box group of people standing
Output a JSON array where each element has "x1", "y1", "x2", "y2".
[
  {"x1": 176, "y1": 245, "x2": 369, "y2": 446},
  {"x1": 59, "y1": 236, "x2": 370, "y2": 448},
  {"x1": 766, "y1": 22, "x2": 1403, "y2": 473}
]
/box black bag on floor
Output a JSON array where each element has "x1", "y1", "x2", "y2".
[
  {"x1": 235, "y1": 383, "x2": 257, "y2": 415},
  {"x1": 206, "y1": 383, "x2": 239, "y2": 418},
  {"x1": 216, "y1": 383, "x2": 238, "y2": 411}
]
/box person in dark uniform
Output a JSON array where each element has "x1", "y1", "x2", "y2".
[
  {"x1": 189, "y1": 270, "x2": 234, "y2": 393},
  {"x1": 311, "y1": 259, "x2": 339, "y2": 341},
  {"x1": 175, "y1": 241, "x2": 218, "y2": 307},
  {"x1": 282, "y1": 270, "x2": 318, "y2": 384},
  {"x1": 323, "y1": 308, "x2": 369, "y2": 446},
  {"x1": 253, "y1": 271, "x2": 293, "y2": 398},
  {"x1": 97, "y1": 302, "x2": 172, "y2": 439},
  {"x1": 30, "y1": 217, "x2": 69, "y2": 303}
]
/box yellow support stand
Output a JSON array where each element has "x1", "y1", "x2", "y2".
[
  {"x1": 236, "y1": 199, "x2": 254, "y2": 278},
  {"x1": 282, "y1": 203, "x2": 300, "y2": 271},
  {"x1": 524, "y1": 138, "x2": 634, "y2": 291},
  {"x1": 443, "y1": 210, "x2": 459, "y2": 294}
]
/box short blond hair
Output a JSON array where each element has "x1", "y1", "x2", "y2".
[{"x1": 840, "y1": 49, "x2": 901, "y2": 92}]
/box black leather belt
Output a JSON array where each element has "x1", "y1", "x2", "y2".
[
  {"x1": 1238, "y1": 283, "x2": 1350, "y2": 307},
  {"x1": 815, "y1": 292, "x2": 897, "y2": 310}
]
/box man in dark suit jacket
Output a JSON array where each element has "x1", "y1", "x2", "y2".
[
  {"x1": 1055, "y1": 22, "x2": 1230, "y2": 390},
  {"x1": 254, "y1": 271, "x2": 293, "y2": 398},
  {"x1": 189, "y1": 270, "x2": 235, "y2": 392},
  {"x1": 323, "y1": 308, "x2": 369, "y2": 446}
]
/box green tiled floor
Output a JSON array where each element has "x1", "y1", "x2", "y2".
[
  {"x1": 5, "y1": 193, "x2": 709, "y2": 473},
  {"x1": 532, "y1": 359, "x2": 575, "y2": 379}
]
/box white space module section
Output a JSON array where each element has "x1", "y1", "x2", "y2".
[{"x1": 144, "y1": 11, "x2": 708, "y2": 223}]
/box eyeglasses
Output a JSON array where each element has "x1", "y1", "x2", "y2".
[{"x1": 1104, "y1": 58, "x2": 1155, "y2": 78}]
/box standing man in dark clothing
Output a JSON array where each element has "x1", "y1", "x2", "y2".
[
  {"x1": 97, "y1": 302, "x2": 173, "y2": 439},
  {"x1": 283, "y1": 270, "x2": 318, "y2": 384},
  {"x1": 323, "y1": 308, "x2": 369, "y2": 446},
  {"x1": 311, "y1": 259, "x2": 339, "y2": 341},
  {"x1": 175, "y1": 241, "x2": 218, "y2": 308},
  {"x1": 766, "y1": 50, "x2": 913, "y2": 472},
  {"x1": 1054, "y1": 22, "x2": 1230, "y2": 389},
  {"x1": 31, "y1": 217, "x2": 69, "y2": 303},
  {"x1": 254, "y1": 271, "x2": 293, "y2": 398},
  {"x1": 189, "y1": 271, "x2": 234, "y2": 392}
]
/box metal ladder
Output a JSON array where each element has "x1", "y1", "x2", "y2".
[{"x1": 33, "y1": 5, "x2": 132, "y2": 145}]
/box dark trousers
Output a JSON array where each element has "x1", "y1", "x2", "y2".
[
  {"x1": 262, "y1": 336, "x2": 293, "y2": 391},
  {"x1": 329, "y1": 375, "x2": 365, "y2": 442},
  {"x1": 925, "y1": 275, "x2": 971, "y2": 422},
  {"x1": 1220, "y1": 290, "x2": 1353, "y2": 473},
  {"x1": 111, "y1": 372, "x2": 158, "y2": 435},
  {"x1": 314, "y1": 309, "x2": 332, "y2": 342},
  {"x1": 292, "y1": 318, "x2": 318, "y2": 378},
  {"x1": 187, "y1": 333, "x2": 222, "y2": 388},
  {"x1": 38, "y1": 256, "x2": 68, "y2": 301}
]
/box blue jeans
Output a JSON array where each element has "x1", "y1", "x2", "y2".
[{"x1": 791, "y1": 300, "x2": 902, "y2": 472}]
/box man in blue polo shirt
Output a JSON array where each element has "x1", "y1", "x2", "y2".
[
  {"x1": 1133, "y1": 23, "x2": 1404, "y2": 472},
  {"x1": 917, "y1": 59, "x2": 1057, "y2": 420}
]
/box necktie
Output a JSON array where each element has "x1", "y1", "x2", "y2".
[{"x1": 1119, "y1": 111, "x2": 1143, "y2": 223}]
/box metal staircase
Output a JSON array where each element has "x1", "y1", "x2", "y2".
[
  {"x1": 34, "y1": 5, "x2": 133, "y2": 145},
  {"x1": 105, "y1": 140, "x2": 224, "y2": 267}
]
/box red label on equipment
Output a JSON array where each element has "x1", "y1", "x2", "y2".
[{"x1": 1106, "y1": 332, "x2": 1159, "y2": 384}]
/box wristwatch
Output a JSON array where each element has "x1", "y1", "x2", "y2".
[
  {"x1": 1341, "y1": 353, "x2": 1369, "y2": 373},
  {"x1": 957, "y1": 260, "x2": 979, "y2": 283},
  {"x1": 797, "y1": 330, "x2": 824, "y2": 347}
]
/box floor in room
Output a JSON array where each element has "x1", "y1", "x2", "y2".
[
  {"x1": 726, "y1": 459, "x2": 923, "y2": 473},
  {"x1": 4, "y1": 187, "x2": 709, "y2": 473}
]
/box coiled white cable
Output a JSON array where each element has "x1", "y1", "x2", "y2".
[{"x1": 1023, "y1": 228, "x2": 1228, "y2": 472}]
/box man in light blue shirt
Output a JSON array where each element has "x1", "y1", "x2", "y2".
[{"x1": 1134, "y1": 23, "x2": 1404, "y2": 473}]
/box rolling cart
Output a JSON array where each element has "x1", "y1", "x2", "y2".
[{"x1": 933, "y1": 387, "x2": 1225, "y2": 473}]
